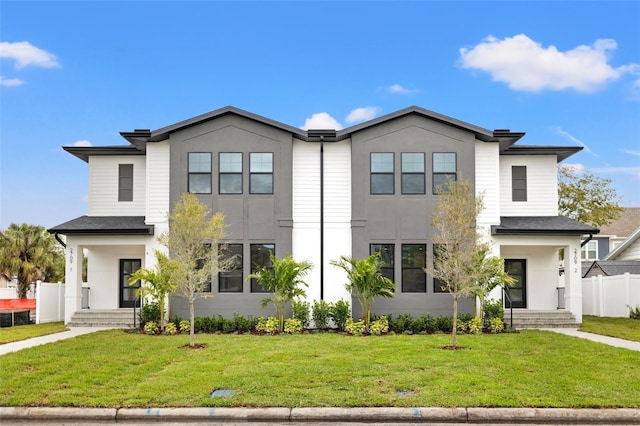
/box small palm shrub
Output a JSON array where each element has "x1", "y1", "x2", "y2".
[
  {"x1": 330, "y1": 299, "x2": 350, "y2": 331},
  {"x1": 292, "y1": 299, "x2": 310, "y2": 328},
  {"x1": 312, "y1": 300, "x2": 331, "y2": 329},
  {"x1": 284, "y1": 318, "x2": 303, "y2": 334},
  {"x1": 144, "y1": 321, "x2": 158, "y2": 335},
  {"x1": 164, "y1": 322, "x2": 178, "y2": 335}
]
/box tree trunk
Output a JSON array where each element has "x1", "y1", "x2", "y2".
[
  {"x1": 451, "y1": 295, "x2": 458, "y2": 347},
  {"x1": 189, "y1": 296, "x2": 195, "y2": 347}
]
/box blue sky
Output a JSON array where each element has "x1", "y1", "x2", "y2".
[{"x1": 1, "y1": 1, "x2": 639, "y2": 229}]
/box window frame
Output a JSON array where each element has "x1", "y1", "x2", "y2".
[
  {"x1": 370, "y1": 152, "x2": 395, "y2": 195},
  {"x1": 218, "y1": 243, "x2": 243, "y2": 293},
  {"x1": 581, "y1": 240, "x2": 598, "y2": 261},
  {"x1": 118, "y1": 164, "x2": 134, "y2": 202},
  {"x1": 249, "y1": 152, "x2": 274, "y2": 194},
  {"x1": 370, "y1": 243, "x2": 395, "y2": 283},
  {"x1": 432, "y1": 152, "x2": 457, "y2": 194},
  {"x1": 432, "y1": 244, "x2": 448, "y2": 293},
  {"x1": 401, "y1": 152, "x2": 425, "y2": 194},
  {"x1": 512, "y1": 165, "x2": 527, "y2": 202},
  {"x1": 188, "y1": 152, "x2": 212, "y2": 194},
  {"x1": 195, "y1": 243, "x2": 212, "y2": 293},
  {"x1": 401, "y1": 244, "x2": 427, "y2": 293},
  {"x1": 250, "y1": 243, "x2": 275, "y2": 293},
  {"x1": 219, "y1": 152, "x2": 243, "y2": 194}
]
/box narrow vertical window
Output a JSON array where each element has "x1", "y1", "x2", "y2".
[
  {"x1": 219, "y1": 153, "x2": 243, "y2": 194},
  {"x1": 401, "y1": 244, "x2": 426, "y2": 292},
  {"x1": 370, "y1": 244, "x2": 395, "y2": 282},
  {"x1": 250, "y1": 153, "x2": 273, "y2": 194},
  {"x1": 371, "y1": 152, "x2": 394, "y2": 194},
  {"x1": 188, "y1": 152, "x2": 212, "y2": 194},
  {"x1": 219, "y1": 244, "x2": 243, "y2": 292},
  {"x1": 401, "y1": 153, "x2": 425, "y2": 194},
  {"x1": 118, "y1": 164, "x2": 133, "y2": 202},
  {"x1": 250, "y1": 243, "x2": 275, "y2": 292},
  {"x1": 432, "y1": 153, "x2": 457, "y2": 193},
  {"x1": 512, "y1": 165, "x2": 527, "y2": 201}
]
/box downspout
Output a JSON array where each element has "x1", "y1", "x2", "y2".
[
  {"x1": 54, "y1": 233, "x2": 67, "y2": 249},
  {"x1": 580, "y1": 233, "x2": 594, "y2": 247},
  {"x1": 320, "y1": 137, "x2": 324, "y2": 301}
]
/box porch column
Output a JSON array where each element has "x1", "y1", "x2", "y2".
[
  {"x1": 64, "y1": 240, "x2": 83, "y2": 324},
  {"x1": 564, "y1": 241, "x2": 583, "y2": 324}
]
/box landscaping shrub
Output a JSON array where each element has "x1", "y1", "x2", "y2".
[
  {"x1": 345, "y1": 318, "x2": 366, "y2": 336},
  {"x1": 164, "y1": 322, "x2": 178, "y2": 335},
  {"x1": 139, "y1": 302, "x2": 160, "y2": 325},
  {"x1": 369, "y1": 316, "x2": 389, "y2": 335},
  {"x1": 420, "y1": 313, "x2": 438, "y2": 334},
  {"x1": 467, "y1": 316, "x2": 483, "y2": 335},
  {"x1": 489, "y1": 317, "x2": 505, "y2": 333},
  {"x1": 170, "y1": 316, "x2": 182, "y2": 329},
  {"x1": 292, "y1": 299, "x2": 311, "y2": 328},
  {"x1": 484, "y1": 299, "x2": 504, "y2": 321},
  {"x1": 144, "y1": 321, "x2": 158, "y2": 335},
  {"x1": 330, "y1": 299, "x2": 350, "y2": 331},
  {"x1": 435, "y1": 316, "x2": 452, "y2": 332},
  {"x1": 233, "y1": 313, "x2": 253, "y2": 333},
  {"x1": 256, "y1": 316, "x2": 279, "y2": 334},
  {"x1": 284, "y1": 318, "x2": 303, "y2": 334},
  {"x1": 458, "y1": 313, "x2": 474, "y2": 324},
  {"x1": 457, "y1": 318, "x2": 468, "y2": 333},
  {"x1": 390, "y1": 313, "x2": 413, "y2": 334},
  {"x1": 179, "y1": 320, "x2": 190, "y2": 333},
  {"x1": 629, "y1": 305, "x2": 640, "y2": 320},
  {"x1": 312, "y1": 300, "x2": 331, "y2": 329},
  {"x1": 193, "y1": 316, "x2": 206, "y2": 333},
  {"x1": 222, "y1": 319, "x2": 236, "y2": 334}
]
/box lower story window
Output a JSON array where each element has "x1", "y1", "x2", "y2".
[
  {"x1": 432, "y1": 244, "x2": 448, "y2": 293},
  {"x1": 370, "y1": 243, "x2": 394, "y2": 283},
  {"x1": 219, "y1": 244, "x2": 243, "y2": 293},
  {"x1": 251, "y1": 243, "x2": 275, "y2": 293},
  {"x1": 402, "y1": 244, "x2": 426, "y2": 292}
]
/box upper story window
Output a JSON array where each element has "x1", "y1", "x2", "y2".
[
  {"x1": 401, "y1": 244, "x2": 426, "y2": 292},
  {"x1": 581, "y1": 240, "x2": 598, "y2": 261},
  {"x1": 219, "y1": 244, "x2": 243, "y2": 293},
  {"x1": 250, "y1": 153, "x2": 273, "y2": 194},
  {"x1": 188, "y1": 152, "x2": 212, "y2": 194},
  {"x1": 371, "y1": 152, "x2": 394, "y2": 194},
  {"x1": 401, "y1": 153, "x2": 425, "y2": 194},
  {"x1": 250, "y1": 243, "x2": 275, "y2": 292},
  {"x1": 433, "y1": 152, "x2": 457, "y2": 194},
  {"x1": 370, "y1": 244, "x2": 394, "y2": 283},
  {"x1": 219, "y1": 153, "x2": 243, "y2": 194},
  {"x1": 118, "y1": 164, "x2": 133, "y2": 202},
  {"x1": 512, "y1": 166, "x2": 527, "y2": 202}
]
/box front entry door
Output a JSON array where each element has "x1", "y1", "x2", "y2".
[
  {"x1": 120, "y1": 259, "x2": 141, "y2": 308},
  {"x1": 504, "y1": 259, "x2": 526, "y2": 309}
]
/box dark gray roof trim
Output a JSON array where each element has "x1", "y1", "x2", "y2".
[
  {"x1": 501, "y1": 145, "x2": 583, "y2": 163},
  {"x1": 492, "y1": 216, "x2": 599, "y2": 236},
  {"x1": 62, "y1": 145, "x2": 144, "y2": 163},
  {"x1": 48, "y1": 216, "x2": 154, "y2": 235},
  {"x1": 583, "y1": 260, "x2": 640, "y2": 277}
]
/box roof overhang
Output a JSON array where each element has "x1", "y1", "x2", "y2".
[
  {"x1": 48, "y1": 216, "x2": 154, "y2": 236},
  {"x1": 62, "y1": 145, "x2": 145, "y2": 163},
  {"x1": 491, "y1": 216, "x2": 599, "y2": 236},
  {"x1": 500, "y1": 145, "x2": 583, "y2": 162}
]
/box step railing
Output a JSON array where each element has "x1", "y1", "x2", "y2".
[{"x1": 502, "y1": 287, "x2": 514, "y2": 330}]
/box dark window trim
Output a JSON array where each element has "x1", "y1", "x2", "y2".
[
  {"x1": 218, "y1": 243, "x2": 243, "y2": 293},
  {"x1": 118, "y1": 164, "x2": 133, "y2": 202},
  {"x1": 370, "y1": 152, "x2": 395, "y2": 195},
  {"x1": 432, "y1": 152, "x2": 457, "y2": 194},
  {"x1": 401, "y1": 152, "x2": 425, "y2": 195},
  {"x1": 401, "y1": 244, "x2": 427, "y2": 293},
  {"x1": 188, "y1": 152, "x2": 212, "y2": 194},
  {"x1": 219, "y1": 152, "x2": 243, "y2": 195},
  {"x1": 370, "y1": 243, "x2": 395, "y2": 283},
  {"x1": 512, "y1": 165, "x2": 527, "y2": 202},
  {"x1": 250, "y1": 243, "x2": 275, "y2": 293},
  {"x1": 249, "y1": 152, "x2": 274, "y2": 194}
]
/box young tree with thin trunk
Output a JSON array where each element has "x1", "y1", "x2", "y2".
[
  {"x1": 425, "y1": 178, "x2": 483, "y2": 348},
  {"x1": 248, "y1": 253, "x2": 313, "y2": 332},
  {"x1": 159, "y1": 193, "x2": 233, "y2": 347}
]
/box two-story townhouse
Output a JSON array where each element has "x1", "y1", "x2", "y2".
[{"x1": 50, "y1": 106, "x2": 597, "y2": 327}]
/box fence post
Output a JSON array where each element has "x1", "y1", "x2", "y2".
[{"x1": 35, "y1": 280, "x2": 41, "y2": 324}]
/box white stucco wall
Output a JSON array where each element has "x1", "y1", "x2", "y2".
[
  {"x1": 500, "y1": 155, "x2": 558, "y2": 216},
  {"x1": 88, "y1": 155, "x2": 147, "y2": 216}
]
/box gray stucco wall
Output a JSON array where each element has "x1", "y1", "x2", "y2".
[
  {"x1": 350, "y1": 114, "x2": 476, "y2": 319},
  {"x1": 168, "y1": 114, "x2": 294, "y2": 319}
]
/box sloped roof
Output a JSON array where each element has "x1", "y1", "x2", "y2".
[
  {"x1": 604, "y1": 226, "x2": 640, "y2": 261},
  {"x1": 491, "y1": 216, "x2": 599, "y2": 236},
  {"x1": 598, "y1": 208, "x2": 640, "y2": 237},
  {"x1": 582, "y1": 260, "x2": 640, "y2": 277},
  {"x1": 48, "y1": 216, "x2": 154, "y2": 235}
]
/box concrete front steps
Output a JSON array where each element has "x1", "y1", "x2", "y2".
[
  {"x1": 67, "y1": 309, "x2": 139, "y2": 328},
  {"x1": 503, "y1": 310, "x2": 579, "y2": 329}
]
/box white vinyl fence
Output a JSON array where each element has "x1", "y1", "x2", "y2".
[
  {"x1": 583, "y1": 273, "x2": 640, "y2": 317},
  {"x1": 36, "y1": 282, "x2": 65, "y2": 323}
]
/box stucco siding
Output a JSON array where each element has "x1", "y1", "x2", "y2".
[
  {"x1": 88, "y1": 156, "x2": 146, "y2": 216},
  {"x1": 500, "y1": 155, "x2": 558, "y2": 216}
]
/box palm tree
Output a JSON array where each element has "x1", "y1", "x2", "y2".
[
  {"x1": 128, "y1": 251, "x2": 176, "y2": 330},
  {"x1": 0, "y1": 223, "x2": 63, "y2": 298},
  {"x1": 248, "y1": 253, "x2": 313, "y2": 332},
  {"x1": 330, "y1": 253, "x2": 396, "y2": 331}
]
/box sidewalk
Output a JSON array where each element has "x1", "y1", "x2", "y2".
[
  {"x1": 0, "y1": 326, "x2": 115, "y2": 356},
  {"x1": 539, "y1": 327, "x2": 640, "y2": 351}
]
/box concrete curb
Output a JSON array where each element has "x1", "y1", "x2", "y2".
[{"x1": 1, "y1": 406, "x2": 640, "y2": 423}]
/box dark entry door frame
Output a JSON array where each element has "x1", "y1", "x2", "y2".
[
  {"x1": 504, "y1": 259, "x2": 527, "y2": 309},
  {"x1": 120, "y1": 259, "x2": 142, "y2": 308}
]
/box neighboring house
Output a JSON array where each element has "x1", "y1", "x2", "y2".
[
  {"x1": 603, "y1": 226, "x2": 640, "y2": 262},
  {"x1": 49, "y1": 106, "x2": 597, "y2": 326},
  {"x1": 581, "y1": 208, "x2": 640, "y2": 262},
  {"x1": 583, "y1": 260, "x2": 640, "y2": 278}
]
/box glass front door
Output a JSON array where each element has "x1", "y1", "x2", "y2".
[
  {"x1": 504, "y1": 259, "x2": 526, "y2": 309},
  {"x1": 120, "y1": 259, "x2": 141, "y2": 308}
]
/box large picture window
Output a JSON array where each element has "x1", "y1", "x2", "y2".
[
  {"x1": 401, "y1": 153, "x2": 425, "y2": 194},
  {"x1": 370, "y1": 152, "x2": 394, "y2": 194},
  {"x1": 219, "y1": 153, "x2": 243, "y2": 194},
  {"x1": 250, "y1": 153, "x2": 273, "y2": 194},
  {"x1": 250, "y1": 243, "x2": 275, "y2": 292},
  {"x1": 432, "y1": 152, "x2": 457, "y2": 193},
  {"x1": 370, "y1": 244, "x2": 394, "y2": 283},
  {"x1": 188, "y1": 152, "x2": 212, "y2": 194},
  {"x1": 118, "y1": 164, "x2": 133, "y2": 202},
  {"x1": 401, "y1": 244, "x2": 426, "y2": 292},
  {"x1": 219, "y1": 244, "x2": 243, "y2": 292}
]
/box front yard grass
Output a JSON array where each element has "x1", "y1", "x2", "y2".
[
  {"x1": 0, "y1": 329, "x2": 639, "y2": 408},
  {"x1": 580, "y1": 315, "x2": 640, "y2": 342},
  {"x1": 0, "y1": 321, "x2": 67, "y2": 344}
]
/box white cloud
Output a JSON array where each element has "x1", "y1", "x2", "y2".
[
  {"x1": 591, "y1": 166, "x2": 640, "y2": 179},
  {"x1": 459, "y1": 34, "x2": 638, "y2": 92},
  {"x1": 72, "y1": 140, "x2": 93, "y2": 147},
  {"x1": 301, "y1": 112, "x2": 343, "y2": 130},
  {"x1": 345, "y1": 106, "x2": 379, "y2": 124},
  {"x1": 621, "y1": 149, "x2": 640, "y2": 156},
  {"x1": 386, "y1": 84, "x2": 417, "y2": 95},
  {"x1": 553, "y1": 126, "x2": 597, "y2": 157},
  {"x1": 0, "y1": 76, "x2": 24, "y2": 87},
  {"x1": 0, "y1": 41, "x2": 60, "y2": 69}
]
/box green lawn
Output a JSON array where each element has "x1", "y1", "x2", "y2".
[
  {"x1": 0, "y1": 329, "x2": 639, "y2": 408},
  {"x1": 0, "y1": 321, "x2": 67, "y2": 344},
  {"x1": 580, "y1": 315, "x2": 640, "y2": 342}
]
